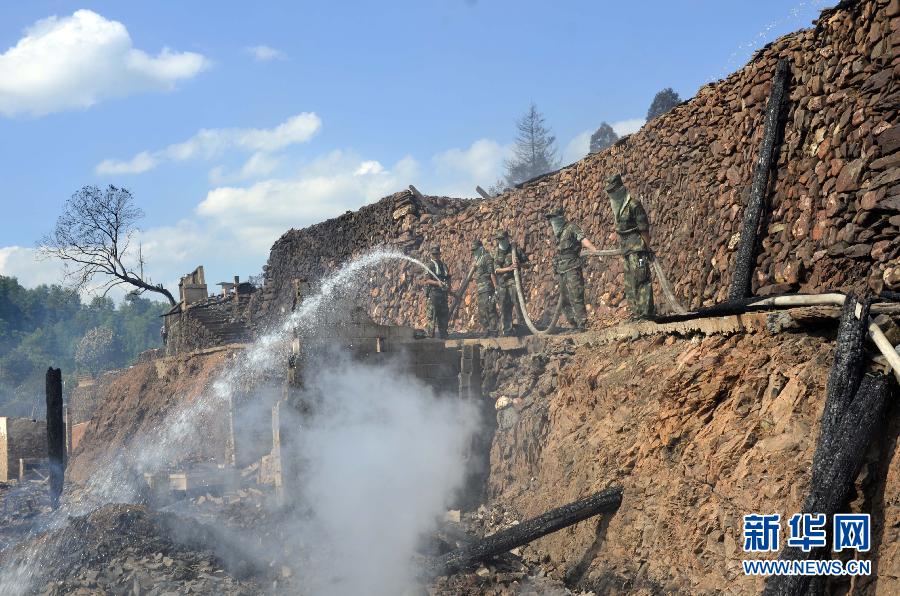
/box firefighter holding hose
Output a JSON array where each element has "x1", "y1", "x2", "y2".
[
  {"x1": 493, "y1": 230, "x2": 529, "y2": 336},
  {"x1": 471, "y1": 239, "x2": 498, "y2": 337},
  {"x1": 545, "y1": 207, "x2": 598, "y2": 331},
  {"x1": 421, "y1": 245, "x2": 452, "y2": 339},
  {"x1": 604, "y1": 173, "x2": 655, "y2": 320}
]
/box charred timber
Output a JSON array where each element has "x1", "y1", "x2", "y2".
[
  {"x1": 728, "y1": 58, "x2": 791, "y2": 302},
  {"x1": 763, "y1": 296, "x2": 892, "y2": 596},
  {"x1": 434, "y1": 486, "x2": 622, "y2": 575},
  {"x1": 45, "y1": 366, "x2": 65, "y2": 509}
]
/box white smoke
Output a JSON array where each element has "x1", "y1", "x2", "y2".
[
  {"x1": 0, "y1": 248, "x2": 480, "y2": 595},
  {"x1": 284, "y1": 354, "x2": 478, "y2": 595}
]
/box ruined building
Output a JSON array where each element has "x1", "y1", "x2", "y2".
[{"x1": 52, "y1": 0, "x2": 900, "y2": 593}]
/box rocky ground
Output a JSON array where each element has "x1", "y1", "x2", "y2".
[{"x1": 482, "y1": 326, "x2": 899, "y2": 595}]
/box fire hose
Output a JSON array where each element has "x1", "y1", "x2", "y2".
[
  {"x1": 510, "y1": 247, "x2": 687, "y2": 336},
  {"x1": 582, "y1": 249, "x2": 687, "y2": 314}
]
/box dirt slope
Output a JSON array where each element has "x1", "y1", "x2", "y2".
[
  {"x1": 67, "y1": 348, "x2": 239, "y2": 484},
  {"x1": 487, "y1": 330, "x2": 898, "y2": 594}
]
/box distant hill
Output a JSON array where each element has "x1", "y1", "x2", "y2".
[{"x1": 0, "y1": 276, "x2": 167, "y2": 417}]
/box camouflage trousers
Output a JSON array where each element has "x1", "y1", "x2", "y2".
[
  {"x1": 476, "y1": 290, "x2": 498, "y2": 336},
  {"x1": 426, "y1": 292, "x2": 449, "y2": 339},
  {"x1": 623, "y1": 252, "x2": 655, "y2": 319},
  {"x1": 496, "y1": 283, "x2": 517, "y2": 335},
  {"x1": 558, "y1": 267, "x2": 587, "y2": 329}
]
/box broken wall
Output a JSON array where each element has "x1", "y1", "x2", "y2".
[
  {"x1": 0, "y1": 418, "x2": 46, "y2": 482},
  {"x1": 256, "y1": 0, "x2": 898, "y2": 333}
]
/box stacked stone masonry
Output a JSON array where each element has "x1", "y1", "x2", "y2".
[{"x1": 250, "y1": 0, "x2": 898, "y2": 335}]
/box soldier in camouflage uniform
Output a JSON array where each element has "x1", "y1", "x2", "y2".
[
  {"x1": 493, "y1": 231, "x2": 528, "y2": 336},
  {"x1": 421, "y1": 246, "x2": 451, "y2": 339},
  {"x1": 605, "y1": 173, "x2": 655, "y2": 320},
  {"x1": 471, "y1": 239, "x2": 498, "y2": 337},
  {"x1": 545, "y1": 207, "x2": 598, "y2": 331}
]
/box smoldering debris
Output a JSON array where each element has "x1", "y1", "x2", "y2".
[{"x1": 3, "y1": 503, "x2": 262, "y2": 595}]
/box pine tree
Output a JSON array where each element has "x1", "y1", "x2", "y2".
[
  {"x1": 647, "y1": 88, "x2": 682, "y2": 121},
  {"x1": 589, "y1": 122, "x2": 618, "y2": 153},
  {"x1": 504, "y1": 104, "x2": 560, "y2": 186}
]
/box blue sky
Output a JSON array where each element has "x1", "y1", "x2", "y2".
[{"x1": 0, "y1": 0, "x2": 831, "y2": 300}]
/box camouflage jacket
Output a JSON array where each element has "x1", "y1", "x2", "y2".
[
  {"x1": 554, "y1": 223, "x2": 586, "y2": 274},
  {"x1": 426, "y1": 259, "x2": 451, "y2": 296},
  {"x1": 473, "y1": 250, "x2": 495, "y2": 294},
  {"x1": 494, "y1": 246, "x2": 528, "y2": 287},
  {"x1": 614, "y1": 194, "x2": 650, "y2": 254}
]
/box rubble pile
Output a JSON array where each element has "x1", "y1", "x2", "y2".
[
  {"x1": 0, "y1": 480, "x2": 52, "y2": 552},
  {"x1": 256, "y1": 0, "x2": 898, "y2": 333},
  {"x1": 428, "y1": 504, "x2": 596, "y2": 596},
  {"x1": 3, "y1": 504, "x2": 263, "y2": 595}
]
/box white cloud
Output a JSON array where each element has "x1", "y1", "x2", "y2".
[
  {"x1": 563, "y1": 130, "x2": 592, "y2": 165},
  {"x1": 7, "y1": 137, "x2": 525, "y2": 297},
  {"x1": 209, "y1": 152, "x2": 282, "y2": 185},
  {"x1": 0, "y1": 10, "x2": 208, "y2": 117},
  {"x1": 0, "y1": 246, "x2": 66, "y2": 288},
  {"x1": 96, "y1": 112, "x2": 322, "y2": 174},
  {"x1": 612, "y1": 118, "x2": 645, "y2": 137},
  {"x1": 245, "y1": 45, "x2": 285, "y2": 62},
  {"x1": 196, "y1": 150, "x2": 418, "y2": 253},
  {"x1": 562, "y1": 118, "x2": 647, "y2": 165},
  {"x1": 432, "y1": 139, "x2": 509, "y2": 184}
]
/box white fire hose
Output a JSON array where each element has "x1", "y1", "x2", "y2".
[
  {"x1": 509, "y1": 247, "x2": 687, "y2": 337},
  {"x1": 749, "y1": 293, "x2": 900, "y2": 384}
]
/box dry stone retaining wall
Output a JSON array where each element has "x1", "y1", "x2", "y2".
[{"x1": 256, "y1": 0, "x2": 898, "y2": 333}]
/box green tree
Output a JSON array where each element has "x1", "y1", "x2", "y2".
[
  {"x1": 0, "y1": 276, "x2": 167, "y2": 416},
  {"x1": 589, "y1": 122, "x2": 618, "y2": 153},
  {"x1": 504, "y1": 104, "x2": 560, "y2": 187},
  {"x1": 647, "y1": 88, "x2": 682, "y2": 121}
]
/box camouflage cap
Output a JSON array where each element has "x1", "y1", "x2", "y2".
[
  {"x1": 472, "y1": 238, "x2": 483, "y2": 249},
  {"x1": 604, "y1": 173, "x2": 624, "y2": 192},
  {"x1": 430, "y1": 245, "x2": 441, "y2": 254},
  {"x1": 493, "y1": 230, "x2": 508, "y2": 240},
  {"x1": 544, "y1": 207, "x2": 564, "y2": 219}
]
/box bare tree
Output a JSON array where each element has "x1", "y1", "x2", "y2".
[
  {"x1": 504, "y1": 104, "x2": 560, "y2": 187},
  {"x1": 39, "y1": 185, "x2": 176, "y2": 305}
]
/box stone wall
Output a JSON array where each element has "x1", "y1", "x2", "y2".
[
  {"x1": 254, "y1": 0, "x2": 898, "y2": 333},
  {"x1": 163, "y1": 293, "x2": 253, "y2": 356}
]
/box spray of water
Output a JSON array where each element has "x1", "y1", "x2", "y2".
[
  {"x1": 0, "y1": 247, "x2": 478, "y2": 595},
  {"x1": 707, "y1": 0, "x2": 830, "y2": 84}
]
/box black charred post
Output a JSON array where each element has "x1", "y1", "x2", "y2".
[
  {"x1": 728, "y1": 58, "x2": 791, "y2": 302},
  {"x1": 45, "y1": 367, "x2": 65, "y2": 509},
  {"x1": 763, "y1": 297, "x2": 892, "y2": 596},
  {"x1": 435, "y1": 486, "x2": 623, "y2": 575}
]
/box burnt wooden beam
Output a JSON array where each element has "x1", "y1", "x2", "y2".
[
  {"x1": 408, "y1": 184, "x2": 425, "y2": 200},
  {"x1": 433, "y1": 486, "x2": 623, "y2": 575},
  {"x1": 728, "y1": 58, "x2": 791, "y2": 302},
  {"x1": 45, "y1": 367, "x2": 65, "y2": 508},
  {"x1": 475, "y1": 185, "x2": 493, "y2": 200},
  {"x1": 763, "y1": 296, "x2": 892, "y2": 596}
]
